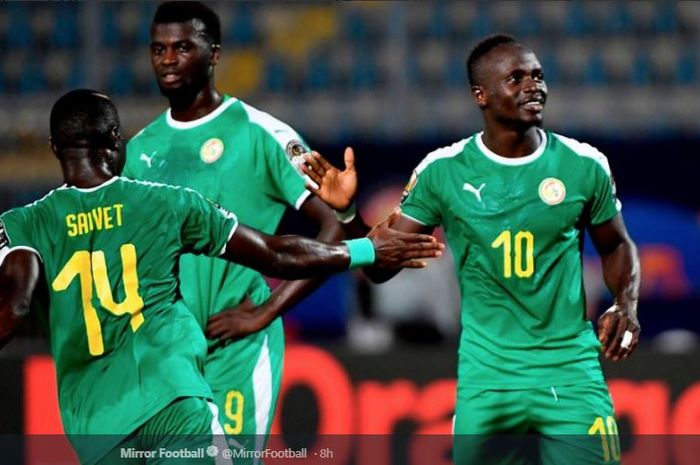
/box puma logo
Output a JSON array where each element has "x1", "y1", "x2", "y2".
[
  {"x1": 463, "y1": 182, "x2": 485, "y2": 202},
  {"x1": 140, "y1": 153, "x2": 154, "y2": 168}
]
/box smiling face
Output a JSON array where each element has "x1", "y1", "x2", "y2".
[
  {"x1": 150, "y1": 20, "x2": 219, "y2": 101},
  {"x1": 471, "y1": 43, "x2": 548, "y2": 128}
]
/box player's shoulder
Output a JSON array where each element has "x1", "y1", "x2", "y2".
[
  {"x1": 414, "y1": 136, "x2": 473, "y2": 175},
  {"x1": 239, "y1": 99, "x2": 302, "y2": 146},
  {"x1": 0, "y1": 186, "x2": 65, "y2": 228},
  {"x1": 118, "y1": 176, "x2": 190, "y2": 193},
  {"x1": 132, "y1": 111, "x2": 169, "y2": 138},
  {"x1": 549, "y1": 132, "x2": 612, "y2": 174}
]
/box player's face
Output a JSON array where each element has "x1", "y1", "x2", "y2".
[
  {"x1": 150, "y1": 21, "x2": 218, "y2": 99},
  {"x1": 477, "y1": 45, "x2": 547, "y2": 127}
]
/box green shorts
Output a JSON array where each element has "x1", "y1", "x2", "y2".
[
  {"x1": 453, "y1": 381, "x2": 620, "y2": 465},
  {"x1": 205, "y1": 318, "x2": 285, "y2": 462},
  {"x1": 97, "y1": 397, "x2": 229, "y2": 465}
]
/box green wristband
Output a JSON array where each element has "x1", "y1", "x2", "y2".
[{"x1": 344, "y1": 238, "x2": 376, "y2": 269}]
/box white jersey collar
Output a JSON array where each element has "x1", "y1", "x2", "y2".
[
  {"x1": 166, "y1": 97, "x2": 238, "y2": 129},
  {"x1": 476, "y1": 128, "x2": 547, "y2": 166},
  {"x1": 63, "y1": 176, "x2": 119, "y2": 192}
]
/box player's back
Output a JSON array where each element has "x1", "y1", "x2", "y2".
[{"x1": 0, "y1": 177, "x2": 228, "y2": 447}]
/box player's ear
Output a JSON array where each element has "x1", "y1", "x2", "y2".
[
  {"x1": 49, "y1": 137, "x2": 59, "y2": 156},
  {"x1": 471, "y1": 85, "x2": 487, "y2": 108},
  {"x1": 210, "y1": 44, "x2": 221, "y2": 66}
]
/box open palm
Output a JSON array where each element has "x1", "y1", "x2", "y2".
[{"x1": 301, "y1": 147, "x2": 357, "y2": 212}]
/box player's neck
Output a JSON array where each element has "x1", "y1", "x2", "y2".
[
  {"x1": 60, "y1": 152, "x2": 116, "y2": 188},
  {"x1": 168, "y1": 86, "x2": 223, "y2": 122},
  {"x1": 481, "y1": 125, "x2": 542, "y2": 159}
]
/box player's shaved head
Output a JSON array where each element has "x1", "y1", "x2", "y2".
[
  {"x1": 467, "y1": 34, "x2": 523, "y2": 86},
  {"x1": 153, "y1": 1, "x2": 221, "y2": 46},
  {"x1": 50, "y1": 89, "x2": 121, "y2": 151}
]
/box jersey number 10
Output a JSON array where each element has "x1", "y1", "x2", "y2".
[
  {"x1": 51, "y1": 244, "x2": 145, "y2": 356},
  {"x1": 491, "y1": 230, "x2": 535, "y2": 278}
]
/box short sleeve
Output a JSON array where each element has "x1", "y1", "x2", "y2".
[
  {"x1": 0, "y1": 208, "x2": 41, "y2": 259},
  {"x1": 588, "y1": 158, "x2": 622, "y2": 226},
  {"x1": 400, "y1": 168, "x2": 442, "y2": 227},
  {"x1": 245, "y1": 106, "x2": 312, "y2": 210},
  {"x1": 122, "y1": 138, "x2": 142, "y2": 179},
  {"x1": 176, "y1": 188, "x2": 239, "y2": 257}
]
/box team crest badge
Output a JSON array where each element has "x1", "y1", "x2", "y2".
[
  {"x1": 538, "y1": 178, "x2": 566, "y2": 205},
  {"x1": 400, "y1": 171, "x2": 418, "y2": 204},
  {"x1": 285, "y1": 140, "x2": 308, "y2": 160},
  {"x1": 200, "y1": 138, "x2": 224, "y2": 163}
]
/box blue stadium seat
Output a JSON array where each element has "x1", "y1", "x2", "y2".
[
  {"x1": 227, "y1": 5, "x2": 257, "y2": 45},
  {"x1": 107, "y1": 61, "x2": 135, "y2": 96},
  {"x1": 470, "y1": 4, "x2": 494, "y2": 38},
  {"x1": 606, "y1": 2, "x2": 632, "y2": 34},
  {"x1": 350, "y1": 50, "x2": 378, "y2": 90},
  {"x1": 100, "y1": 3, "x2": 120, "y2": 47},
  {"x1": 631, "y1": 53, "x2": 652, "y2": 86},
  {"x1": 306, "y1": 50, "x2": 331, "y2": 91},
  {"x1": 676, "y1": 51, "x2": 696, "y2": 85},
  {"x1": 516, "y1": 7, "x2": 541, "y2": 37},
  {"x1": 136, "y1": 3, "x2": 156, "y2": 46},
  {"x1": 263, "y1": 54, "x2": 288, "y2": 93},
  {"x1": 654, "y1": 1, "x2": 679, "y2": 33},
  {"x1": 564, "y1": 1, "x2": 588, "y2": 36},
  {"x1": 583, "y1": 53, "x2": 606, "y2": 86},
  {"x1": 344, "y1": 9, "x2": 369, "y2": 42},
  {"x1": 67, "y1": 60, "x2": 85, "y2": 89},
  {"x1": 426, "y1": 3, "x2": 449, "y2": 39},
  {"x1": 52, "y1": 4, "x2": 79, "y2": 49},
  {"x1": 19, "y1": 61, "x2": 44, "y2": 94},
  {"x1": 538, "y1": 51, "x2": 559, "y2": 86},
  {"x1": 445, "y1": 50, "x2": 465, "y2": 87},
  {"x1": 7, "y1": 3, "x2": 32, "y2": 49}
]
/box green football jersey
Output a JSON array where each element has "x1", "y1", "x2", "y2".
[
  {"x1": 401, "y1": 130, "x2": 621, "y2": 389},
  {"x1": 0, "y1": 177, "x2": 237, "y2": 462},
  {"x1": 124, "y1": 96, "x2": 310, "y2": 329}
]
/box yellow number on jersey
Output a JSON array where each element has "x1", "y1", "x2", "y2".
[
  {"x1": 588, "y1": 416, "x2": 621, "y2": 462},
  {"x1": 52, "y1": 244, "x2": 145, "y2": 356},
  {"x1": 224, "y1": 390, "x2": 245, "y2": 435},
  {"x1": 491, "y1": 230, "x2": 535, "y2": 279}
]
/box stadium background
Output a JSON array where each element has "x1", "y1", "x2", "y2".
[{"x1": 0, "y1": 1, "x2": 699, "y2": 464}]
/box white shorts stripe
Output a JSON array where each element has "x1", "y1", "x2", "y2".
[
  {"x1": 252, "y1": 335, "x2": 273, "y2": 461},
  {"x1": 208, "y1": 402, "x2": 232, "y2": 465}
]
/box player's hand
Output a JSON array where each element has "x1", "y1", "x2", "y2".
[
  {"x1": 205, "y1": 298, "x2": 271, "y2": 342},
  {"x1": 301, "y1": 148, "x2": 357, "y2": 212},
  {"x1": 367, "y1": 209, "x2": 444, "y2": 268},
  {"x1": 597, "y1": 304, "x2": 640, "y2": 361}
]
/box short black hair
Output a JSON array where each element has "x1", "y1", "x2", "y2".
[
  {"x1": 466, "y1": 34, "x2": 518, "y2": 86},
  {"x1": 153, "y1": 1, "x2": 221, "y2": 45},
  {"x1": 50, "y1": 89, "x2": 120, "y2": 150}
]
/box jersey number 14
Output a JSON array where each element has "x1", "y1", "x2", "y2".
[
  {"x1": 491, "y1": 230, "x2": 535, "y2": 278},
  {"x1": 52, "y1": 244, "x2": 145, "y2": 356}
]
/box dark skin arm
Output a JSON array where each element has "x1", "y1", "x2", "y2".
[
  {"x1": 206, "y1": 196, "x2": 342, "y2": 341},
  {"x1": 207, "y1": 208, "x2": 443, "y2": 341},
  {"x1": 0, "y1": 250, "x2": 40, "y2": 348},
  {"x1": 589, "y1": 214, "x2": 641, "y2": 361}
]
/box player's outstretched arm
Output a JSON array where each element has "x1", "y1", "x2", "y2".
[
  {"x1": 0, "y1": 250, "x2": 39, "y2": 348},
  {"x1": 221, "y1": 223, "x2": 443, "y2": 280},
  {"x1": 301, "y1": 147, "x2": 437, "y2": 283},
  {"x1": 206, "y1": 196, "x2": 343, "y2": 341},
  {"x1": 589, "y1": 214, "x2": 641, "y2": 361}
]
